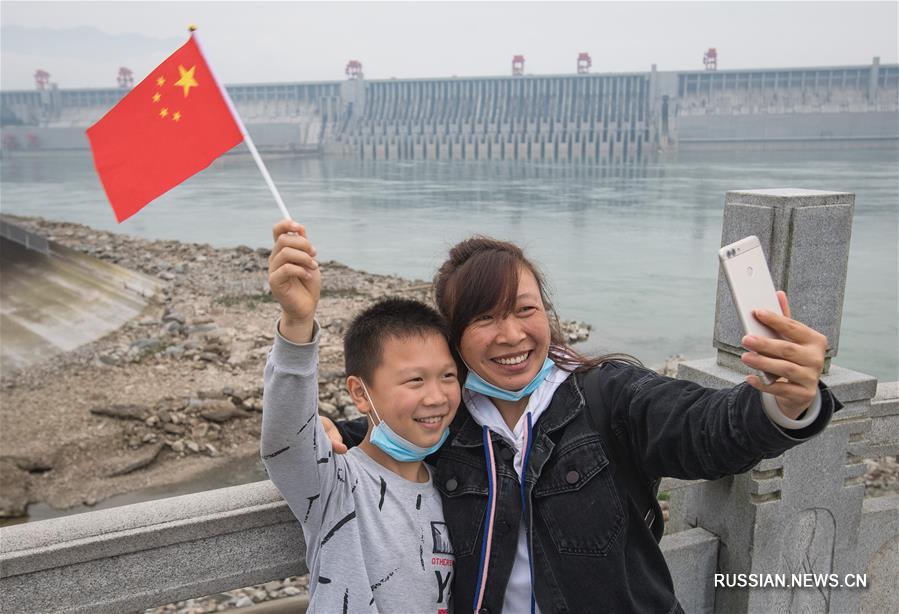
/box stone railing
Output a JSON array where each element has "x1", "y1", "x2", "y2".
[
  {"x1": 1, "y1": 482, "x2": 306, "y2": 613},
  {"x1": 2, "y1": 387, "x2": 894, "y2": 614},
  {"x1": 0, "y1": 477, "x2": 725, "y2": 614},
  {"x1": 2, "y1": 189, "x2": 897, "y2": 613}
]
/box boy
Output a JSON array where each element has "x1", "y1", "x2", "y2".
[{"x1": 262, "y1": 220, "x2": 459, "y2": 613}]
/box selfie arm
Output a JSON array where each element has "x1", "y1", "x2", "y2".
[{"x1": 587, "y1": 363, "x2": 841, "y2": 482}]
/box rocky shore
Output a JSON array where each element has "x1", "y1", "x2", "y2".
[{"x1": 0, "y1": 215, "x2": 593, "y2": 521}]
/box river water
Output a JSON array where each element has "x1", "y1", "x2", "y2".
[{"x1": 2, "y1": 148, "x2": 896, "y2": 381}]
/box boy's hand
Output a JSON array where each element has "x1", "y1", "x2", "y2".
[
  {"x1": 269, "y1": 219, "x2": 321, "y2": 344},
  {"x1": 740, "y1": 291, "x2": 828, "y2": 419}
]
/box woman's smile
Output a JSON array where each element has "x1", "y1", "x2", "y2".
[
  {"x1": 487, "y1": 350, "x2": 537, "y2": 382},
  {"x1": 492, "y1": 350, "x2": 531, "y2": 366}
]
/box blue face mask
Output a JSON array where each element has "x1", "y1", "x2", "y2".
[
  {"x1": 464, "y1": 357, "x2": 555, "y2": 402},
  {"x1": 360, "y1": 381, "x2": 449, "y2": 463}
]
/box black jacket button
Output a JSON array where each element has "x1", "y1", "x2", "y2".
[
  {"x1": 478, "y1": 608, "x2": 490, "y2": 614},
  {"x1": 445, "y1": 478, "x2": 458, "y2": 492},
  {"x1": 500, "y1": 447, "x2": 514, "y2": 461},
  {"x1": 565, "y1": 470, "x2": 580, "y2": 484}
]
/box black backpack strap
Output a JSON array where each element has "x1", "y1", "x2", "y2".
[{"x1": 578, "y1": 368, "x2": 664, "y2": 543}]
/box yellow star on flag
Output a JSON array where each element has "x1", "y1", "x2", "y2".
[
  {"x1": 156, "y1": 76, "x2": 166, "y2": 86},
  {"x1": 172, "y1": 111, "x2": 182, "y2": 122},
  {"x1": 160, "y1": 107, "x2": 169, "y2": 118},
  {"x1": 152, "y1": 92, "x2": 161, "y2": 103},
  {"x1": 174, "y1": 65, "x2": 199, "y2": 97}
]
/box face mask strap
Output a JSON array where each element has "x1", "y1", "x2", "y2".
[
  {"x1": 458, "y1": 353, "x2": 493, "y2": 386},
  {"x1": 358, "y1": 379, "x2": 383, "y2": 426}
]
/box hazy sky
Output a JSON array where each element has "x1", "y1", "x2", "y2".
[{"x1": 2, "y1": 1, "x2": 897, "y2": 90}]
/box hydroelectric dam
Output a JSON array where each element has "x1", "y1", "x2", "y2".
[{"x1": 2, "y1": 58, "x2": 897, "y2": 163}]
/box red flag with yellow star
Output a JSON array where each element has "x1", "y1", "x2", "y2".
[{"x1": 87, "y1": 34, "x2": 243, "y2": 222}]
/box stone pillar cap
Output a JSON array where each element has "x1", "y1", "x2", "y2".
[{"x1": 726, "y1": 188, "x2": 852, "y2": 198}]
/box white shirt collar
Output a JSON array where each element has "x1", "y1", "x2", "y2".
[{"x1": 464, "y1": 365, "x2": 571, "y2": 455}]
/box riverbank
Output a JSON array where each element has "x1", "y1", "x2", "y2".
[{"x1": 0, "y1": 215, "x2": 593, "y2": 521}]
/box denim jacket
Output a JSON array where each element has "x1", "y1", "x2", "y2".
[{"x1": 338, "y1": 362, "x2": 841, "y2": 613}]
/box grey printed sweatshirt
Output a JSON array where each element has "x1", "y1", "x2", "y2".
[{"x1": 261, "y1": 322, "x2": 455, "y2": 614}]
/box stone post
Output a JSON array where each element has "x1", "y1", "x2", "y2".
[
  {"x1": 713, "y1": 189, "x2": 855, "y2": 374},
  {"x1": 673, "y1": 189, "x2": 891, "y2": 613}
]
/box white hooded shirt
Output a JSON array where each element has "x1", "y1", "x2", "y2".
[{"x1": 463, "y1": 364, "x2": 572, "y2": 614}]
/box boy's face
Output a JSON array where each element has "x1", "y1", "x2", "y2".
[{"x1": 356, "y1": 332, "x2": 460, "y2": 449}]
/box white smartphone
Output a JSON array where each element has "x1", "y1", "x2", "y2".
[{"x1": 718, "y1": 235, "x2": 783, "y2": 385}]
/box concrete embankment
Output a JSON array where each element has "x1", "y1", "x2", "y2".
[{"x1": 0, "y1": 220, "x2": 161, "y2": 371}]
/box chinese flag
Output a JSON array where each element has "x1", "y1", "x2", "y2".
[{"x1": 87, "y1": 35, "x2": 243, "y2": 222}]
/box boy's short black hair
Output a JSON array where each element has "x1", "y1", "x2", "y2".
[{"x1": 344, "y1": 298, "x2": 453, "y2": 382}]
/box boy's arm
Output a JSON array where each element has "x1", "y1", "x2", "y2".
[
  {"x1": 263, "y1": 218, "x2": 345, "y2": 530},
  {"x1": 262, "y1": 321, "x2": 346, "y2": 530}
]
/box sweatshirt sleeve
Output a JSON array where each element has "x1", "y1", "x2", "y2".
[
  {"x1": 590, "y1": 362, "x2": 842, "y2": 481},
  {"x1": 261, "y1": 320, "x2": 351, "y2": 535}
]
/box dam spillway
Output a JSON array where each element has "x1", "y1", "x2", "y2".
[
  {"x1": 335, "y1": 73, "x2": 653, "y2": 162},
  {"x1": 2, "y1": 60, "x2": 897, "y2": 162}
]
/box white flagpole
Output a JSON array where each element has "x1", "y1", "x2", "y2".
[{"x1": 190, "y1": 26, "x2": 292, "y2": 221}]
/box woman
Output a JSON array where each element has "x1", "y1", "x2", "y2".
[{"x1": 322, "y1": 235, "x2": 839, "y2": 614}]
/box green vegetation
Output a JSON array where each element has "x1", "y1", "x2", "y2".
[
  {"x1": 319, "y1": 287, "x2": 363, "y2": 298},
  {"x1": 216, "y1": 293, "x2": 277, "y2": 310}
]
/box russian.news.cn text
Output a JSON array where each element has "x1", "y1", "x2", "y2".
[{"x1": 714, "y1": 573, "x2": 868, "y2": 589}]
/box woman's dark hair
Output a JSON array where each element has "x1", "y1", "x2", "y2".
[
  {"x1": 433, "y1": 236, "x2": 641, "y2": 373},
  {"x1": 344, "y1": 297, "x2": 452, "y2": 382}
]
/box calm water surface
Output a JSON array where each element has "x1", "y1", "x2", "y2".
[{"x1": 2, "y1": 148, "x2": 897, "y2": 381}]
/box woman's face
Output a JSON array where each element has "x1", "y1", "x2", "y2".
[{"x1": 458, "y1": 266, "x2": 552, "y2": 391}]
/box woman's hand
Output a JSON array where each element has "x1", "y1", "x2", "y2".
[
  {"x1": 740, "y1": 291, "x2": 828, "y2": 419},
  {"x1": 320, "y1": 416, "x2": 347, "y2": 453},
  {"x1": 268, "y1": 219, "x2": 321, "y2": 344}
]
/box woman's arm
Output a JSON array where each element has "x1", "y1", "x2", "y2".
[
  {"x1": 587, "y1": 362, "x2": 841, "y2": 481},
  {"x1": 595, "y1": 291, "x2": 839, "y2": 480}
]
